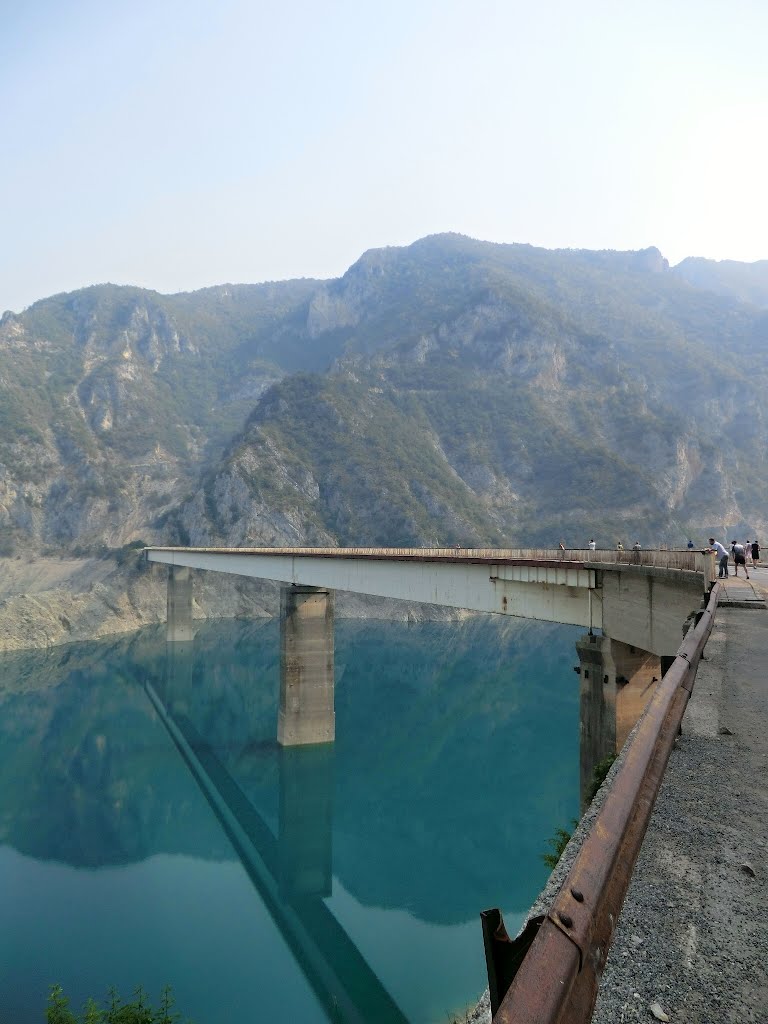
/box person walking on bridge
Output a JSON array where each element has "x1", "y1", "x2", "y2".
[{"x1": 708, "y1": 538, "x2": 729, "y2": 578}]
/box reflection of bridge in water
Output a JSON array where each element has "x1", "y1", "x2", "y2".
[{"x1": 147, "y1": 644, "x2": 409, "y2": 1024}]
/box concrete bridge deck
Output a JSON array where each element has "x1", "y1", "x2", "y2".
[{"x1": 146, "y1": 546, "x2": 709, "y2": 658}]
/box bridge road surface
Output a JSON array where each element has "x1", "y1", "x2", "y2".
[{"x1": 590, "y1": 569, "x2": 768, "y2": 1023}]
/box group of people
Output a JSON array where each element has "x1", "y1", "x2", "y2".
[
  {"x1": 568, "y1": 539, "x2": 642, "y2": 553},
  {"x1": 562, "y1": 537, "x2": 761, "y2": 580},
  {"x1": 556, "y1": 539, "x2": 644, "y2": 562},
  {"x1": 708, "y1": 538, "x2": 761, "y2": 579}
]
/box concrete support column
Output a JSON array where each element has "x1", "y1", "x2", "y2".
[
  {"x1": 278, "y1": 585, "x2": 335, "y2": 746},
  {"x1": 167, "y1": 565, "x2": 194, "y2": 643},
  {"x1": 576, "y1": 632, "x2": 661, "y2": 810},
  {"x1": 612, "y1": 640, "x2": 662, "y2": 749}
]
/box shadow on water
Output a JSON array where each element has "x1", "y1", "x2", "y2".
[{"x1": 0, "y1": 616, "x2": 583, "y2": 1023}]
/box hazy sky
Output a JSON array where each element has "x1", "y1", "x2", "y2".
[{"x1": 2, "y1": 0, "x2": 767, "y2": 312}]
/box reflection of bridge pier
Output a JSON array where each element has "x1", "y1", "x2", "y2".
[
  {"x1": 279, "y1": 745, "x2": 334, "y2": 899},
  {"x1": 147, "y1": 651, "x2": 406, "y2": 1024},
  {"x1": 576, "y1": 633, "x2": 665, "y2": 810}
]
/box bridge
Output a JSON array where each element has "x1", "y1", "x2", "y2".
[
  {"x1": 145, "y1": 547, "x2": 711, "y2": 655},
  {"x1": 145, "y1": 545, "x2": 711, "y2": 758}
]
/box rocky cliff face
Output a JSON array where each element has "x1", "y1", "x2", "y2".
[
  {"x1": 170, "y1": 239, "x2": 768, "y2": 551},
  {"x1": 1, "y1": 235, "x2": 767, "y2": 649}
]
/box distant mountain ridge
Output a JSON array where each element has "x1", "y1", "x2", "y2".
[
  {"x1": 1, "y1": 234, "x2": 767, "y2": 570},
  {"x1": 673, "y1": 256, "x2": 768, "y2": 308}
]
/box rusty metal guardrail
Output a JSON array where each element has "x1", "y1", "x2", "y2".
[{"x1": 481, "y1": 581, "x2": 721, "y2": 1023}]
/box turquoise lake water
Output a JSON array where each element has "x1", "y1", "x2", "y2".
[{"x1": 0, "y1": 616, "x2": 581, "y2": 1023}]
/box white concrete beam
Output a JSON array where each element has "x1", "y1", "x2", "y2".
[
  {"x1": 147, "y1": 548, "x2": 598, "y2": 629},
  {"x1": 146, "y1": 547, "x2": 705, "y2": 652}
]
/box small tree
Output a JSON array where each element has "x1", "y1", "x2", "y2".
[{"x1": 46, "y1": 985, "x2": 184, "y2": 1024}]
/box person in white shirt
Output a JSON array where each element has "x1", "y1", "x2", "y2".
[
  {"x1": 588, "y1": 539, "x2": 596, "y2": 551},
  {"x1": 708, "y1": 538, "x2": 729, "y2": 578},
  {"x1": 731, "y1": 540, "x2": 749, "y2": 579}
]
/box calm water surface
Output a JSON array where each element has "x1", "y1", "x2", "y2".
[{"x1": 0, "y1": 616, "x2": 581, "y2": 1023}]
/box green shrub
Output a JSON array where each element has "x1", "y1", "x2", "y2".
[
  {"x1": 46, "y1": 984, "x2": 187, "y2": 1024},
  {"x1": 541, "y1": 820, "x2": 578, "y2": 869},
  {"x1": 586, "y1": 753, "x2": 617, "y2": 804}
]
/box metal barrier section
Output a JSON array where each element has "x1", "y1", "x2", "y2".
[{"x1": 482, "y1": 583, "x2": 721, "y2": 1023}]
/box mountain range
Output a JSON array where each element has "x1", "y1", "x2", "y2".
[{"x1": 1, "y1": 233, "x2": 766, "y2": 646}]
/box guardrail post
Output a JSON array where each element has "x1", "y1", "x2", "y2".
[{"x1": 695, "y1": 550, "x2": 716, "y2": 590}]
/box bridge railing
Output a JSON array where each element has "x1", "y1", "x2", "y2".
[
  {"x1": 365, "y1": 546, "x2": 704, "y2": 573},
  {"x1": 481, "y1": 582, "x2": 720, "y2": 1023},
  {"x1": 158, "y1": 545, "x2": 704, "y2": 572},
  {"x1": 498, "y1": 548, "x2": 701, "y2": 570}
]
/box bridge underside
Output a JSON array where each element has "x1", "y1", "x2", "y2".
[
  {"x1": 147, "y1": 547, "x2": 599, "y2": 631},
  {"x1": 147, "y1": 547, "x2": 705, "y2": 657}
]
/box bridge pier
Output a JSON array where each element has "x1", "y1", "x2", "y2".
[
  {"x1": 167, "y1": 565, "x2": 194, "y2": 642},
  {"x1": 278, "y1": 585, "x2": 335, "y2": 747},
  {"x1": 577, "y1": 633, "x2": 661, "y2": 809}
]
